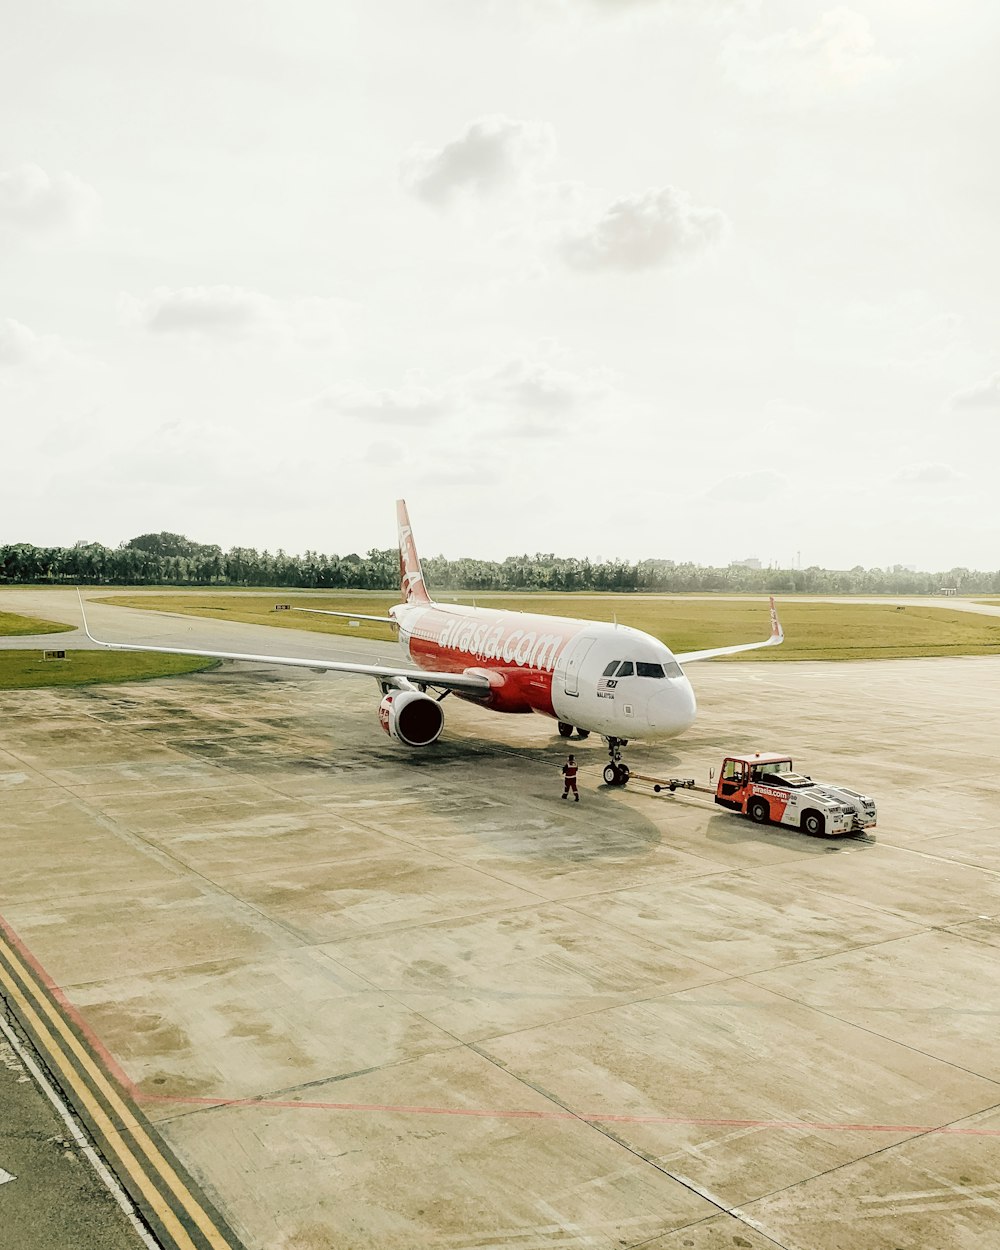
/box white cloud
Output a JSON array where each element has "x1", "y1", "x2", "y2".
[
  {"x1": 480, "y1": 357, "x2": 606, "y2": 413},
  {"x1": 948, "y1": 372, "x2": 1000, "y2": 410},
  {"x1": 555, "y1": 0, "x2": 758, "y2": 18},
  {"x1": 0, "y1": 318, "x2": 47, "y2": 366},
  {"x1": 0, "y1": 163, "x2": 100, "y2": 234},
  {"x1": 124, "y1": 285, "x2": 279, "y2": 336},
  {"x1": 314, "y1": 382, "x2": 453, "y2": 425},
  {"x1": 893, "y1": 463, "x2": 964, "y2": 486},
  {"x1": 561, "y1": 187, "x2": 729, "y2": 272},
  {"x1": 401, "y1": 115, "x2": 556, "y2": 207},
  {"x1": 722, "y1": 7, "x2": 897, "y2": 103},
  {"x1": 311, "y1": 353, "x2": 608, "y2": 438},
  {"x1": 704, "y1": 470, "x2": 787, "y2": 502}
]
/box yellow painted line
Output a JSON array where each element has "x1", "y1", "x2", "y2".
[
  {"x1": 0, "y1": 956, "x2": 196, "y2": 1249},
  {"x1": 0, "y1": 937, "x2": 235, "y2": 1250}
]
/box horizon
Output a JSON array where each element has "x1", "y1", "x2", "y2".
[{"x1": 2, "y1": 529, "x2": 993, "y2": 579}]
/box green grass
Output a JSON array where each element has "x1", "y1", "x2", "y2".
[
  {"x1": 102, "y1": 593, "x2": 400, "y2": 643},
  {"x1": 0, "y1": 651, "x2": 219, "y2": 690},
  {"x1": 98, "y1": 593, "x2": 1000, "y2": 661},
  {"x1": 0, "y1": 611, "x2": 74, "y2": 637}
]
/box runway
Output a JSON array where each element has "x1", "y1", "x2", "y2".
[{"x1": 2, "y1": 587, "x2": 1000, "y2": 1248}]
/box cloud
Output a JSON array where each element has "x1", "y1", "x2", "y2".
[
  {"x1": 417, "y1": 462, "x2": 501, "y2": 489},
  {"x1": 401, "y1": 115, "x2": 556, "y2": 207},
  {"x1": 556, "y1": 0, "x2": 759, "y2": 17},
  {"x1": 948, "y1": 372, "x2": 1000, "y2": 411},
  {"x1": 311, "y1": 353, "x2": 608, "y2": 438},
  {"x1": 560, "y1": 187, "x2": 729, "y2": 272},
  {"x1": 480, "y1": 357, "x2": 607, "y2": 413},
  {"x1": 0, "y1": 318, "x2": 47, "y2": 366},
  {"x1": 124, "y1": 285, "x2": 280, "y2": 336},
  {"x1": 704, "y1": 470, "x2": 787, "y2": 502},
  {"x1": 314, "y1": 382, "x2": 453, "y2": 425},
  {"x1": 722, "y1": 7, "x2": 897, "y2": 102},
  {"x1": 893, "y1": 463, "x2": 964, "y2": 486},
  {"x1": 0, "y1": 163, "x2": 100, "y2": 234}
]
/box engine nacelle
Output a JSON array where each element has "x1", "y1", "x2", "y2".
[{"x1": 378, "y1": 689, "x2": 444, "y2": 747}]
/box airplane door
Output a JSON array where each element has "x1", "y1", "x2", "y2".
[{"x1": 562, "y1": 636, "x2": 595, "y2": 697}]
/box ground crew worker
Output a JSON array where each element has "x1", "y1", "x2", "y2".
[{"x1": 561, "y1": 754, "x2": 579, "y2": 801}]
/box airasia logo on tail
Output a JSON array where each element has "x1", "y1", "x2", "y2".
[{"x1": 398, "y1": 523, "x2": 428, "y2": 603}]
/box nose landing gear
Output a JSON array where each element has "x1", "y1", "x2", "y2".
[{"x1": 603, "y1": 737, "x2": 630, "y2": 787}]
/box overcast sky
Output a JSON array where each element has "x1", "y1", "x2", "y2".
[{"x1": 2, "y1": 0, "x2": 998, "y2": 570}]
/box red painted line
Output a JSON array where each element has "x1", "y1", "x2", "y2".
[
  {"x1": 139, "y1": 1091, "x2": 1000, "y2": 1138},
  {"x1": 0, "y1": 913, "x2": 139, "y2": 1097},
  {"x1": 5, "y1": 914, "x2": 998, "y2": 1144}
]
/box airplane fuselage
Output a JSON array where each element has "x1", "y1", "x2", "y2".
[{"x1": 393, "y1": 601, "x2": 698, "y2": 739}]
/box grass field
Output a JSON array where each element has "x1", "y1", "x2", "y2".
[
  {"x1": 0, "y1": 651, "x2": 219, "y2": 690},
  {"x1": 99, "y1": 593, "x2": 1000, "y2": 661},
  {"x1": 0, "y1": 610, "x2": 74, "y2": 637}
]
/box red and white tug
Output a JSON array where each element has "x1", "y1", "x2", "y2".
[{"x1": 714, "y1": 753, "x2": 877, "y2": 836}]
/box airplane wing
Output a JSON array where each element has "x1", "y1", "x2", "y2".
[
  {"x1": 675, "y1": 596, "x2": 784, "y2": 664},
  {"x1": 76, "y1": 593, "x2": 490, "y2": 696},
  {"x1": 292, "y1": 607, "x2": 396, "y2": 625}
]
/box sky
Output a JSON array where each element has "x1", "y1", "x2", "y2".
[{"x1": 2, "y1": 0, "x2": 998, "y2": 570}]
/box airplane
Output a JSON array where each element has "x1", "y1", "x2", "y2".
[{"x1": 79, "y1": 500, "x2": 783, "y2": 785}]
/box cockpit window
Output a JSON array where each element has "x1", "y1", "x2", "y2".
[
  {"x1": 664, "y1": 661, "x2": 684, "y2": 678},
  {"x1": 636, "y1": 661, "x2": 665, "y2": 678},
  {"x1": 615, "y1": 661, "x2": 634, "y2": 677},
  {"x1": 602, "y1": 661, "x2": 619, "y2": 677}
]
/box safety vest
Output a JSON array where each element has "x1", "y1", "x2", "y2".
[{"x1": 562, "y1": 763, "x2": 578, "y2": 779}]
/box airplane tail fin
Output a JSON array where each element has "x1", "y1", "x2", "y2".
[{"x1": 396, "y1": 499, "x2": 432, "y2": 605}]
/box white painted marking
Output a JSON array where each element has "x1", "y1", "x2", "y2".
[
  {"x1": 0, "y1": 1167, "x2": 15, "y2": 1186},
  {"x1": 0, "y1": 1017, "x2": 159, "y2": 1249},
  {"x1": 672, "y1": 1174, "x2": 790, "y2": 1247}
]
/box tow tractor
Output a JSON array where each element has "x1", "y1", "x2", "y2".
[{"x1": 627, "y1": 752, "x2": 877, "y2": 837}]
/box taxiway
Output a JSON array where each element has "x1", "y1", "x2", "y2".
[{"x1": 2, "y1": 588, "x2": 999, "y2": 1249}]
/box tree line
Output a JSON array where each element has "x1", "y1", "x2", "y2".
[{"x1": 1, "y1": 531, "x2": 997, "y2": 596}]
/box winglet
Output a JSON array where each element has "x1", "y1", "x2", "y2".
[
  {"x1": 76, "y1": 588, "x2": 99, "y2": 643},
  {"x1": 769, "y1": 596, "x2": 783, "y2": 644}
]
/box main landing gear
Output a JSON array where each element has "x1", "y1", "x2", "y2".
[
  {"x1": 603, "y1": 737, "x2": 630, "y2": 787},
  {"x1": 558, "y1": 722, "x2": 590, "y2": 740}
]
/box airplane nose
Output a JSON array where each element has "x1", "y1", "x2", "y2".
[{"x1": 647, "y1": 680, "x2": 697, "y2": 736}]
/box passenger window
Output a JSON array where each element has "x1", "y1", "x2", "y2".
[
  {"x1": 636, "y1": 662, "x2": 665, "y2": 678},
  {"x1": 615, "y1": 661, "x2": 634, "y2": 677},
  {"x1": 602, "y1": 661, "x2": 619, "y2": 677}
]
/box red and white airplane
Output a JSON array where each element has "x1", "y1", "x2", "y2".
[{"x1": 81, "y1": 500, "x2": 783, "y2": 785}]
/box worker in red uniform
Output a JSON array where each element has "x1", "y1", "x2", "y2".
[{"x1": 561, "y1": 754, "x2": 579, "y2": 801}]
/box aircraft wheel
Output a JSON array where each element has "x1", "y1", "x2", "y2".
[
  {"x1": 558, "y1": 722, "x2": 574, "y2": 738},
  {"x1": 603, "y1": 764, "x2": 619, "y2": 785},
  {"x1": 576, "y1": 729, "x2": 590, "y2": 740},
  {"x1": 619, "y1": 763, "x2": 630, "y2": 786},
  {"x1": 748, "y1": 798, "x2": 770, "y2": 825},
  {"x1": 802, "y1": 810, "x2": 826, "y2": 836}
]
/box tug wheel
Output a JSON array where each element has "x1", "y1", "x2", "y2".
[
  {"x1": 802, "y1": 810, "x2": 826, "y2": 837},
  {"x1": 558, "y1": 722, "x2": 574, "y2": 738}
]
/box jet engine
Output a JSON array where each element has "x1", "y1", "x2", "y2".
[{"x1": 378, "y1": 690, "x2": 444, "y2": 747}]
